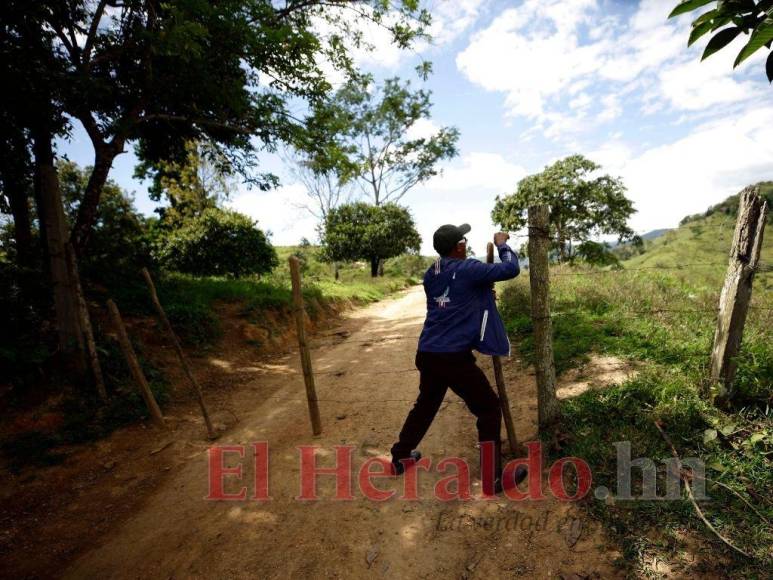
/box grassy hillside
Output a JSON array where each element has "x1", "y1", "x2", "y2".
[
  {"x1": 111, "y1": 247, "x2": 433, "y2": 347},
  {"x1": 624, "y1": 212, "x2": 773, "y2": 290},
  {"x1": 498, "y1": 195, "x2": 772, "y2": 574}
]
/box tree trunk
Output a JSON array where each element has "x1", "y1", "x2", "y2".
[
  {"x1": 0, "y1": 132, "x2": 34, "y2": 268},
  {"x1": 334, "y1": 262, "x2": 340, "y2": 281},
  {"x1": 378, "y1": 258, "x2": 385, "y2": 277},
  {"x1": 370, "y1": 256, "x2": 379, "y2": 277},
  {"x1": 710, "y1": 187, "x2": 767, "y2": 405},
  {"x1": 32, "y1": 125, "x2": 86, "y2": 375},
  {"x1": 556, "y1": 231, "x2": 566, "y2": 263},
  {"x1": 528, "y1": 205, "x2": 559, "y2": 428},
  {"x1": 8, "y1": 186, "x2": 33, "y2": 267},
  {"x1": 70, "y1": 141, "x2": 121, "y2": 255}
]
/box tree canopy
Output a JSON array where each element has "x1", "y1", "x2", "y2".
[
  {"x1": 322, "y1": 202, "x2": 421, "y2": 276},
  {"x1": 155, "y1": 207, "x2": 277, "y2": 278},
  {"x1": 135, "y1": 140, "x2": 237, "y2": 229},
  {"x1": 491, "y1": 154, "x2": 636, "y2": 262},
  {"x1": 0, "y1": 0, "x2": 428, "y2": 364},
  {"x1": 302, "y1": 73, "x2": 460, "y2": 206},
  {"x1": 670, "y1": 0, "x2": 773, "y2": 82}
]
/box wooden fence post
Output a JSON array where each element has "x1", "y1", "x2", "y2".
[
  {"x1": 141, "y1": 268, "x2": 216, "y2": 439},
  {"x1": 289, "y1": 256, "x2": 322, "y2": 435},
  {"x1": 710, "y1": 186, "x2": 768, "y2": 404},
  {"x1": 65, "y1": 243, "x2": 107, "y2": 403},
  {"x1": 486, "y1": 242, "x2": 520, "y2": 455},
  {"x1": 528, "y1": 205, "x2": 559, "y2": 427},
  {"x1": 107, "y1": 299, "x2": 166, "y2": 429}
]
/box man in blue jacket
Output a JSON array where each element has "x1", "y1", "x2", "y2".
[{"x1": 390, "y1": 223, "x2": 525, "y2": 494}]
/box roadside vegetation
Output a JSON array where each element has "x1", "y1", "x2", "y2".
[
  {"x1": 0, "y1": 156, "x2": 430, "y2": 471},
  {"x1": 500, "y1": 192, "x2": 772, "y2": 574}
]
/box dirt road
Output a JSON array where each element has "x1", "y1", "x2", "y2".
[{"x1": 64, "y1": 286, "x2": 620, "y2": 579}]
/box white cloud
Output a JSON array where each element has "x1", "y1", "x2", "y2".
[
  {"x1": 424, "y1": 0, "x2": 485, "y2": 47},
  {"x1": 315, "y1": 0, "x2": 485, "y2": 77},
  {"x1": 425, "y1": 151, "x2": 527, "y2": 192},
  {"x1": 405, "y1": 118, "x2": 441, "y2": 141},
  {"x1": 455, "y1": 0, "x2": 768, "y2": 141},
  {"x1": 588, "y1": 105, "x2": 773, "y2": 234},
  {"x1": 402, "y1": 151, "x2": 528, "y2": 255},
  {"x1": 596, "y1": 94, "x2": 622, "y2": 122},
  {"x1": 456, "y1": 0, "x2": 603, "y2": 120},
  {"x1": 227, "y1": 183, "x2": 319, "y2": 245}
]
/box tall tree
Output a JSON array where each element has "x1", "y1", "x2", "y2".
[
  {"x1": 136, "y1": 140, "x2": 237, "y2": 228},
  {"x1": 322, "y1": 202, "x2": 421, "y2": 277},
  {"x1": 670, "y1": 0, "x2": 773, "y2": 82},
  {"x1": 306, "y1": 73, "x2": 460, "y2": 206},
  {"x1": 1, "y1": 0, "x2": 427, "y2": 370},
  {"x1": 285, "y1": 153, "x2": 354, "y2": 223},
  {"x1": 492, "y1": 155, "x2": 636, "y2": 263}
]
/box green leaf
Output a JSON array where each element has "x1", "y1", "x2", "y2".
[
  {"x1": 748, "y1": 432, "x2": 766, "y2": 445},
  {"x1": 689, "y1": 19, "x2": 716, "y2": 45},
  {"x1": 733, "y1": 20, "x2": 773, "y2": 67},
  {"x1": 710, "y1": 14, "x2": 734, "y2": 31},
  {"x1": 693, "y1": 8, "x2": 718, "y2": 26},
  {"x1": 701, "y1": 26, "x2": 742, "y2": 60},
  {"x1": 719, "y1": 423, "x2": 736, "y2": 436},
  {"x1": 708, "y1": 460, "x2": 727, "y2": 472},
  {"x1": 669, "y1": 0, "x2": 715, "y2": 18},
  {"x1": 767, "y1": 50, "x2": 773, "y2": 82},
  {"x1": 703, "y1": 428, "x2": 718, "y2": 443}
]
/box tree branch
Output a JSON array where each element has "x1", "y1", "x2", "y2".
[
  {"x1": 653, "y1": 420, "x2": 751, "y2": 559},
  {"x1": 83, "y1": 0, "x2": 110, "y2": 62}
]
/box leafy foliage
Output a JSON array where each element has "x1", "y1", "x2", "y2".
[
  {"x1": 681, "y1": 181, "x2": 773, "y2": 225},
  {"x1": 303, "y1": 73, "x2": 459, "y2": 205},
  {"x1": 499, "y1": 246, "x2": 772, "y2": 570},
  {"x1": 576, "y1": 240, "x2": 622, "y2": 266},
  {"x1": 134, "y1": 141, "x2": 237, "y2": 228},
  {"x1": 57, "y1": 161, "x2": 152, "y2": 284},
  {"x1": 670, "y1": 0, "x2": 773, "y2": 81},
  {"x1": 154, "y1": 208, "x2": 278, "y2": 278},
  {"x1": 491, "y1": 154, "x2": 635, "y2": 261},
  {"x1": 321, "y1": 202, "x2": 421, "y2": 276}
]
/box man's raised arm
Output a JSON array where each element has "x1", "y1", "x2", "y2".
[{"x1": 464, "y1": 233, "x2": 520, "y2": 284}]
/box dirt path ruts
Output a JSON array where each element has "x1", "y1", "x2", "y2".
[{"x1": 64, "y1": 286, "x2": 621, "y2": 579}]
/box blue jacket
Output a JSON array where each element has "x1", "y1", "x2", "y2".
[{"x1": 417, "y1": 244, "x2": 520, "y2": 356}]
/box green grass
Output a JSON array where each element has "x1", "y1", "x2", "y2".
[
  {"x1": 1, "y1": 338, "x2": 170, "y2": 472},
  {"x1": 113, "y1": 247, "x2": 431, "y2": 347},
  {"x1": 500, "y1": 212, "x2": 773, "y2": 574},
  {"x1": 623, "y1": 212, "x2": 773, "y2": 291},
  {"x1": 2, "y1": 248, "x2": 430, "y2": 470}
]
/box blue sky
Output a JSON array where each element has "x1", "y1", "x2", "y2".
[{"x1": 59, "y1": 0, "x2": 773, "y2": 256}]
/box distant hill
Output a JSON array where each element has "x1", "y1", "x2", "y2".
[
  {"x1": 640, "y1": 228, "x2": 671, "y2": 241},
  {"x1": 622, "y1": 185, "x2": 773, "y2": 288},
  {"x1": 680, "y1": 181, "x2": 773, "y2": 226}
]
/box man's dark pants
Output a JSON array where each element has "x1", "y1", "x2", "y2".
[{"x1": 391, "y1": 350, "x2": 502, "y2": 474}]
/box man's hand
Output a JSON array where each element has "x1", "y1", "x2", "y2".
[{"x1": 494, "y1": 232, "x2": 510, "y2": 246}]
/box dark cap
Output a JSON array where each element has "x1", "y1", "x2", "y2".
[{"x1": 433, "y1": 223, "x2": 471, "y2": 256}]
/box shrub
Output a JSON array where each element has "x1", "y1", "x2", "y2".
[{"x1": 155, "y1": 208, "x2": 278, "y2": 277}]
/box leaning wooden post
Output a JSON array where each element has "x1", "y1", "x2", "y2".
[
  {"x1": 486, "y1": 242, "x2": 520, "y2": 454},
  {"x1": 288, "y1": 256, "x2": 322, "y2": 435},
  {"x1": 710, "y1": 186, "x2": 768, "y2": 404},
  {"x1": 528, "y1": 205, "x2": 559, "y2": 428},
  {"x1": 141, "y1": 268, "x2": 216, "y2": 439},
  {"x1": 65, "y1": 243, "x2": 108, "y2": 403},
  {"x1": 107, "y1": 299, "x2": 166, "y2": 429}
]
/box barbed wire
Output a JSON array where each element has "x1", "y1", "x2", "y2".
[
  {"x1": 527, "y1": 304, "x2": 772, "y2": 321},
  {"x1": 507, "y1": 220, "x2": 743, "y2": 239},
  {"x1": 255, "y1": 395, "x2": 468, "y2": 405},
  {"x1": 547, "y1": 263, "x2": 728, "y2": 277}
]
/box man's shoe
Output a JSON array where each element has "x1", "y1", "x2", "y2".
[
  {"x1": 391, "y1": 450, "x2": 422, "y2": 476},
  {"x1": 493, "y1": 465, "x2": 528, "y2": 494}
]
